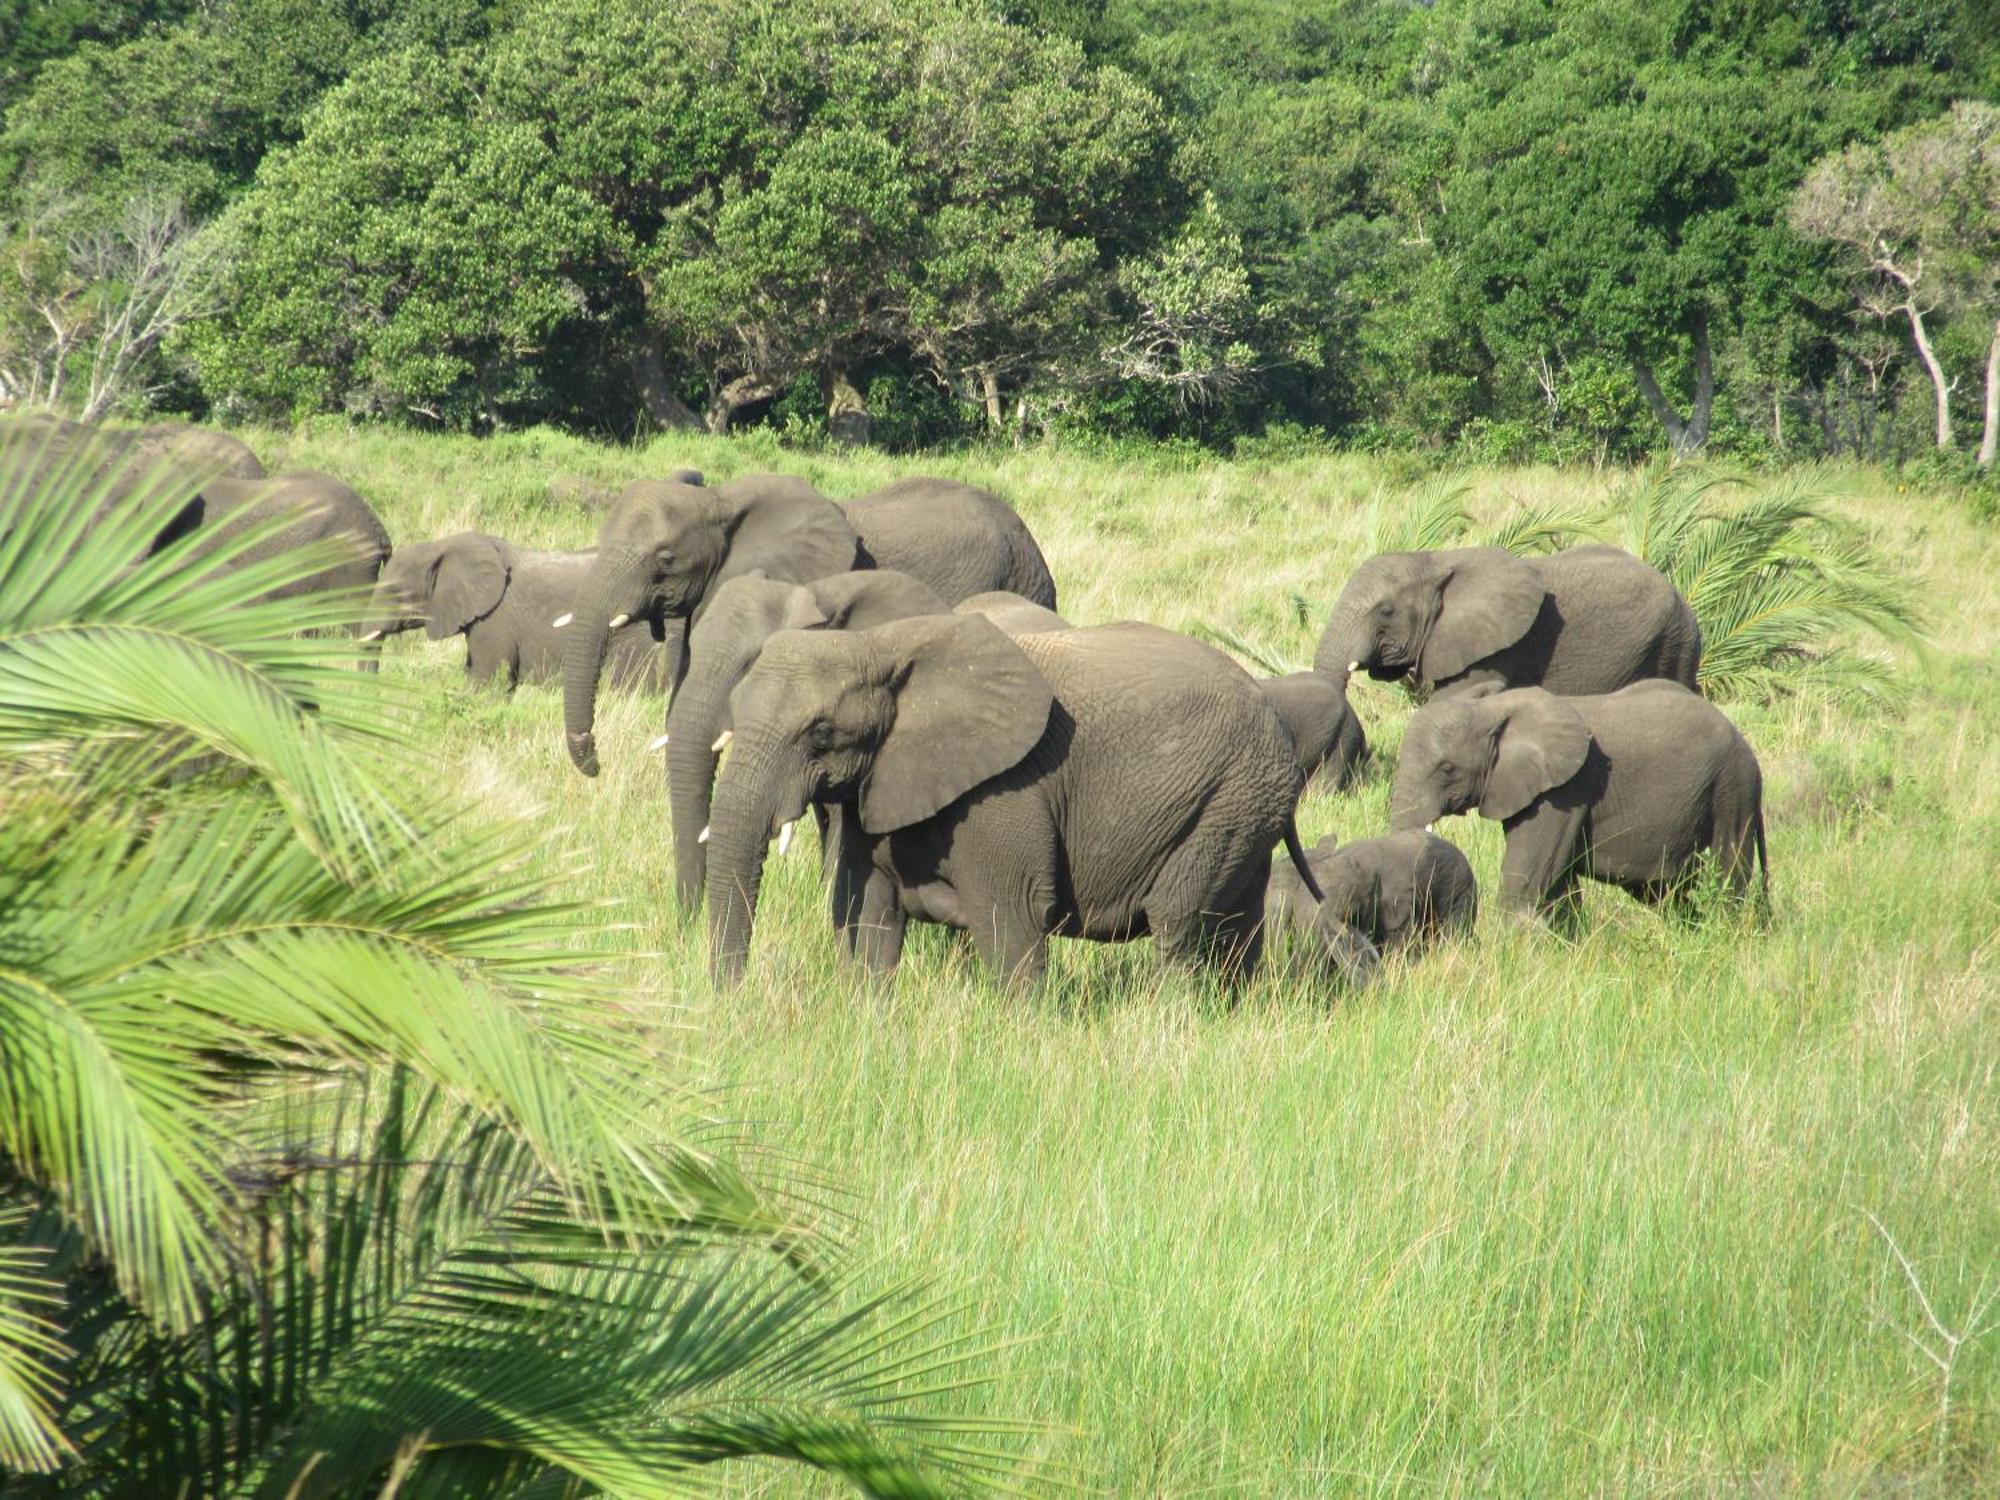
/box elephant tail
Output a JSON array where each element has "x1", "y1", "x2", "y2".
[
  {"x1": 1752, "y1": 805, "x2": 1769, "y2": 899},
  {"x1": 1284, "y1": 818, "x2": 1325, "y2": 905}
]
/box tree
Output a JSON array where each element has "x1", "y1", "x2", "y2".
[
  {"x1": 0, "y1": 424, "x2": 1027, "y2": 1492},
  {"x1": 1792, "y1": 100, "x2": 2000, "y2": 463}
]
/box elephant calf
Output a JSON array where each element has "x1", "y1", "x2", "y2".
[
  {"x1": 364, "y1": 532, "x2": 666, "y2": 691},
  {"x1": 705, "y1": 618, "x2": 1318, "y2": 990},
  {"x1": 1268, "y1": 831, "x2": 1477, "y2": 957},
  {"x1": 1390, "y1": 681, "x2": 1766, "y2": 922},
  {"x1": 1317, "y1": 543, "x2": 1701, "y2": 700},
  {"x1": 1258, "y1": 671, "x2": 1366, "y2": 790}
]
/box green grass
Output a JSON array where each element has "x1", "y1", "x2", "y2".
[{"x1": 246, "y1": 421, "x2": 1999, "y2": 1496}]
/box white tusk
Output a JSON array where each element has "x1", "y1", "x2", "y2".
[
  {"x1": 1424, "y1": 823, "x2": 1435, "y2": 834},
  {"x1": 648, "y1": 732, "x2": 669, "y2": 752},
  {"x1": 552, "y1": 612, "x2": 573, "y2": 628},
  {"x1": 777, "y1": 820, "x2": 795, "y2": 855},
  {"x1": 1347, "y1": 660, "x2": 1359, "y2": 673},
  {"x1": 360, "y1": 628, "x2": 384, "y2": 642},
  {"x1": 697, "y1": 825, "x2": 710, "y2": 844},
  {"x1": 711, "y1": 729, "x2": 733, "y2": 753},
  {"x1": 608, "y1": 612, "x2": 631, "y2": 629}
]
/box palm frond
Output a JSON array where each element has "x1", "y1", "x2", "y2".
[
  {"x1": 1368, "y1": 476, "x2": 1472, "y2": 554},
  {"x1": 1479, "y1": 500, "x2": 1598, "y2": 555},
  {"x1": 0, "y1": 1206, "x2": 72, "y2": 1474},
  {"x1": 1183, "y1": 620, "x2": 1301, "y2": 676},
  {"x1": 1612, "y1": 464, "x2": 1925, "y2": 705}
]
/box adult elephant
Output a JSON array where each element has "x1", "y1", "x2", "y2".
[
  {"x1": 1390, "y1": 680, "x2": 1766, "y2": 923},
  {"x1": 561, "y1": 473, "x2": 1056, "y2": 777},
  {"x1": 1315, "y1": 544, "x2": 1700, "y2": 699},
  {"x1": 185, "y1": 472, "x2": 392, "y2": 615},
  {"x1": 705, "y1": 616, "x2": 1320, "y2": 990},
  {"x1": 666, "y1": 568, "x2": 949, "y2": 908},
  {"x1": 362, "y1": 532, "x2": 667, "y2": 691},
  {"x1": 954, "y1": 591, "x2": 1070, "y2": 637}
]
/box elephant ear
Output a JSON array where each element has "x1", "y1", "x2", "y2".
[
  {"x1": 809, "y1": 569, "x2": 948, "y2": 632},
  {"x1": 717, "y1": 476, "x2": 860, "y2": 587},
  {"x1": 1421, "y1": 548, "x2": 1547, "y2": 682},
  {"x1": 859, "y1": 614, "x2": 1053, "y2": 835},
  {"x1": 779, "y1": 585, "x2": 833, "y2": 632},
  {"x1": 426, "y1": 534, "x2": 508, "y2": 639},
  {"x1": 1481, "y1": 690, "x2": 1590, "y2": 821}
]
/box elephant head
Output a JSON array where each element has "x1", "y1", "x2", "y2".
[
  {"x1": 561, "y1": 474, "x2": 860, "y2": 776},
  {"x1": 1389, "y1": 687, "x2": 1590, "y2": 830},
  {"x1": 1315, "y1": 547, "x2": 1547, "y2": 686},
  {"x1": 362, "y1": 533, "x2": 508, "y2": 642},
  {"x1": 666, "y1": 568, "x2": 949, "y2": 909},
  {"x1": 706, "y1": 614, "x2": 1053, "y2": 985}
]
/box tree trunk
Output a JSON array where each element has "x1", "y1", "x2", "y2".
[
  {"x1": 1904, "y1": 302, "x2": 1953, "y2": 451},
  {"x1": 1630, "y1": 308, "x2": 1715, "y2": 457},
  {"x1": 705, "y1": 375, "x2": 777, "y2": 435},
  {"x1": 980, "y1": 370, "x2": 1003, "y2": 432},
  {"x1": 1980, "y1": 317, "x2": 2000, "y2": 468},
  {"x1": 824, "y1": 366, "x2": 870, "y2": 447},
  {"x1": 630, "y1": 336, "x2": 702, "y2": 431}
]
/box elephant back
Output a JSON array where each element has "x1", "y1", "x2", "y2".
[
  {"x1": 1529, "y1": 544, "x2": 1701, "y2": 694},
  {"x1": 844, "y1": 479, "x2": 1057, "y2": 609}
]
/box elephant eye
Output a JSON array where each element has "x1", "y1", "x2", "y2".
[
  {"x1": 654, "y1": 545, "x2": 676, "y2": 563},
  {"x1": 1437, "y1": 761, "x2": 1455, "y2": 776},
  {"x1": 1374, "y1": 600, "x2": 1393, "y2": 616}
]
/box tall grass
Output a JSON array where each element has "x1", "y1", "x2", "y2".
[{"x1": 239, "y1": 423, "x2": 1998, "y2": 1496}]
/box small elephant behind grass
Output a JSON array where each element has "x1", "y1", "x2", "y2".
[
  {"x1": 1269, "y1": 830, "x2": 1478, "y2": 967},
  {"x1": 364, "y1": 532, "x2": 667, "y2": 692},
  {"x1": 1390, "y1": 681, "x2": 1767, "y2": 924}
]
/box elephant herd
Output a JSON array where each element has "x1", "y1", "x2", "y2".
[{"x1": 3, "y1": 414, "x2": 1770, "y2": 995}]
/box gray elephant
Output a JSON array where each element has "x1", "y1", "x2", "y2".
[
  {"x1": 1390, "y1": 681, "x2": 1766, "y2": 922},
  {"x1": 561, "y1": 472, "x2": 1057, "y2": 776},
  {"x1": 705, "y1": 616, "x2": 1320, "y2": 990},
  {"x1": 953, "y1": 591, "x2": 1071, "y2": 637},
  {"x1": 1257, "y1": 671, "x2": 1367, "y2": 790},
  {"x1": 1315, "y1": 544, "x2": 1701, "y2": 699},
  {"x1": 1268, "y1": 831, "x2": 1477, "y2": 956},
  {"x1": 181, "y1": 472, "x2": 392, "y2": 615},
  {"x1": 667, "y1": 568, "x2": 950, "y2": 908},
  {"x1": 362, "y1": 532, "x2": 667, "y2": 690}
]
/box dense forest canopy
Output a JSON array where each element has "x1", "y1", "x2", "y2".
[{"x1": 2, "y1": 0, "x2": 1996, "y2": 462}]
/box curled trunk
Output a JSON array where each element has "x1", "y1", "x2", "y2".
[
  {"x1": 1313, "y1": 604, "x2": 1368, "y2": 680},
  {"x1": 561, "y1": 552, "x2": 647, "y2": 776}
]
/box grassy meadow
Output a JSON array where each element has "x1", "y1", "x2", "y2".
[{"x1": 248, "y1": 422, "x2": 1996, "y2": 1496}]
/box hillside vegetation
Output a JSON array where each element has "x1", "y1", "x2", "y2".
[{"x1": 247, "y1": 423, "x2": 1999, "y2": 1495}]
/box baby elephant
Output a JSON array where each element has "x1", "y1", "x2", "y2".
[
  {"x1": 1391, "y1": 681, "x2": 1766, "y2": 921},
  {"x1": 1257, "y1": 672, "x2": 1367, "y2": 789},
  {"x1": 363, "y1": 532, "x2": 667, "y2": 691},
  {"x1": 1269, "y1": 831, "x2": 1477, "y2": 956}
]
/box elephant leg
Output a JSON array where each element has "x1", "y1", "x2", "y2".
[
  {"x1": 1500, "y1": 801, "x2": 1586, "y2": 924},
  {"x1": 851, "y1": 876, "x2": 907, "y2": 981},
  {"x1": 965, "y1": 901, "x2": 1047, "y2": 989}
]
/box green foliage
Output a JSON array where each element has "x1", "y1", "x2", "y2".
[
  {"x1": 0, "y1": 423, "x2": 1028, "y2": 1493},
  {"x1": 1612, "y1": 463, "x2": 1925, "y2": 703}
]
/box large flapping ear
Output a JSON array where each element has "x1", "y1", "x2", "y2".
[
  {"x1": 716, "y1": 476, "x2": 859, "y2": 587},
  {"x1": 1421, "y1": 547, "x2": 1547, "y2": 682},
  {"x1": 426, "y1": 533, "x2": 508, "y2": 638},
  {"x1": 1480, "y1": 689, "x2": 1590, "y2": 821},
  {"x1": 858, "y1": 614, "x2": 1053, "y2": 835},
  {"x1": 809, "y1": 568, "x2": 949, "y2": 631}
]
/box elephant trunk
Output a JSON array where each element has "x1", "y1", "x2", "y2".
[
  {"x1": 1313, "y1": 602, "x2": 1370, "y2": 681},
  {"x1": 665, "y1": 665, "x2": 733, "y2": 911},
  {"x1": 1387, "y1": 764, "x2": 1436, "y2": 833},
  {"x1": 706, "y1": 739, "x2": 801, "y2": 987},
  {"x1": 561, "y1": 550, "x2": 648, "y2": 777}
]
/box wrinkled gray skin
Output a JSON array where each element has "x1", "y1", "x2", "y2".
[
  {"x1": 188, "y1": 473, "x2": 393, "y2": 612},
  {"x1": 706, "y1": 617, "x2": 1318, "y2": 991},
  {"x1": 1268, "y1": 830, "x2": 1477, "y2": 956},
  {"x1": 845, "y1": 479, "x2": 1057, "y2": 608},
  {"x1": 363, "y1": 533, "x2": 668, "y2": 691},
  {"x1": 667, "y1": 568, "x2": 950, "y2": 908},
  {"x1": 1390, "y1": 681, "x2": 1766, "y2": 922},
  {"x1": 953, "y1": 591, "x2": 1071, "y2": 636},
  {"x1": 1257, "y1": 671, "x2": 1367, "y2": 789},
  {"x1": 562, "y1": 473, "x2": 1055, "y2": 777},
  {"x1": 1315, "y1": 544, "x2": 1701, "y2": 700}
]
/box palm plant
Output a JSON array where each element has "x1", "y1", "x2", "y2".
[
  {"x1": 0, "y1": 423, "x2": 1032, "y2": 1495},
  {"x1": 1611, "y1": 463, "x2": 1925, "y2": 704}
]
